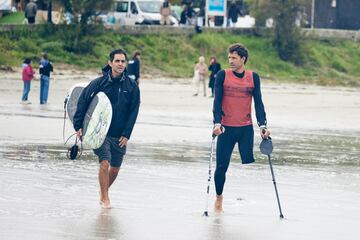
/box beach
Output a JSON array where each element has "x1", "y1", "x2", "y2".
[{"x1": 0, "y1": 68, "x2": 359, "y2": 240}]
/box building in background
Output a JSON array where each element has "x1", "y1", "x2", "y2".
[{"x1": 314, "y1": 0, "x2": 360, "y2": 30}]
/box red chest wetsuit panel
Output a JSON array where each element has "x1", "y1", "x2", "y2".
[{"x1": 221, "y1": 69, "x2": 254, "y2": 126}]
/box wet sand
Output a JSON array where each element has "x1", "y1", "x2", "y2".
[{"x1": 0, "y1": 69, "x2": 359, "y2": 240}]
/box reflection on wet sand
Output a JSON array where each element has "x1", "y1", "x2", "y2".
[
  {"x1": 210, "y1": 217, "x2": 224, "y2": 240},
  {"x1": 93, "y1": 209, "x2": 122, "y2": 240}
]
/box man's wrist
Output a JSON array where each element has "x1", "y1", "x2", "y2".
[
  {"x1": 259, "y1": 125, "x2": 267, "y2": 130},
  {"x1": 214, "y1": 123, "x2": 222, "y2": 128}
]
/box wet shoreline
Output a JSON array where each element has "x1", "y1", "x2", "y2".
[{"x1": 1, "y1": 74, "x2": 360, "y2": 239}]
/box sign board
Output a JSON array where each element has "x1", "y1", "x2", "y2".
[{"x1": 207, "y1": 0, "x2": 226, "y2": 16}]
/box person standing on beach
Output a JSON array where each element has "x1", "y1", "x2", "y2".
[
  {"x1": 208, "y1": 56, "x2": 221, "y2": 97},
  {"x1": 127, "y1": 51, "x2": 141, "y2": 85},
  {"x1": 212, "y1": 43, "x2": 270, "y2": 212},
  {"x1": 21, "y1": 58, "x2": 35, "y2": 104},
  {"x1": 73, "y1": 49, "x2": 140, "y2": 209},
  {"x1": 39, "y1": 53, "x2": 53, "y2": 104},
  {"x1": 193, "y1": 56, "x2": 208, "y2": 96}
]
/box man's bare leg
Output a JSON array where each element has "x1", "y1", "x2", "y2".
[
  {"x1": 99, "y1": 160, "x2": 111, "y2": 209},
  {"x1": 108, "y1": 167, "x2": 120, "y2": 188},
  {"x1": 214, "y1": 195, "x2": 223, "y2": 213}
]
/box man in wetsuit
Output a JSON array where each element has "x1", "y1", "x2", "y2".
[{"x1": 212, "y1": 43, "x2": 270, "y2": 212}]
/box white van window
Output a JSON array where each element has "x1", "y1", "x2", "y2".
[
  {"x1": 114, "y1": 2, "x2": 128, "y2": 13},
  {"x1": 137, "y1": 1, "x2": 161, "y2": 13},
  {"x1": 130, "y1": 2, "x2": 138, "y2": 14}
]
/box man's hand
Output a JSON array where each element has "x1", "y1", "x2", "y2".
[
  {"x1": 76, "y1": 129, "x2": 83, "y2": 138},
  {"x1": 260, "y1": 128, "x2": 270, "y2": 139},
  {"x1": 213, "y1": 124, "x2": 224, "y2": 136},
  {"x1": 119, "y1": 136, "x2": 128, "y2": 148}
]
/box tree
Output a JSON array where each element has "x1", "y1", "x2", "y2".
[
  {"x1": 58, "y1": 0, "x2": 113, "y2": 31},
  {"x1": 54, "y1": 0, "x2": 114, "y2": 53},
  {"x1": 272, "y1": 0, "x2": 306, "y2": 65},
  {"x1": 248, "y1": 0, "x2": 309, "y2": 65}
]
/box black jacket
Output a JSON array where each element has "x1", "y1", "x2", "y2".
[
  {"x1": 73, "y1": 65, "x2": 140, "y2": 139},
  {"x1": 39, "y1": 62, "x2": 53, "y2": 77},
  {"x1": 127, "y1": 57, "x2": 140, "y2": 81},
  {"x1": 228, "y1": 4, "x2": 238, "y2": 23},
  {"x1": 208, "y1": 62, "x2": 221, "y2": 88}
]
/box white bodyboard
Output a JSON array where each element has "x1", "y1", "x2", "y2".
[{"x1": 65, "y1": 83, "x2": 112, "y2": 149}]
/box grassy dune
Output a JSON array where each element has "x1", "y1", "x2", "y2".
[{"x1": 0, "y1": 26, "x2": 359, "y2": 86}]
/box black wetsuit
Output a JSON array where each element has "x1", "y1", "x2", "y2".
[{"x1": 213, "y1": 69, "x2": 267, "y2": 195}]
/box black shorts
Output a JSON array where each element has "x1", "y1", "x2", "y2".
[
  {"x1": 93, "y1": 136, "x2": 127, "y2": 167},
  {"x1": 217, "y1": 125, "x2": 255, "y2": 164}
]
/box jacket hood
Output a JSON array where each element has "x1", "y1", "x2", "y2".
[
  {"x1": 101, "y1": 64, "x2": 112, "y2": 75},
  {"x1": 40, "y1": 59, "x2": 49, "y2": 67}
]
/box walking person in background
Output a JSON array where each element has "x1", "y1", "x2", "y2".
[
  {"x1": 160, "y1": 0, "x2": 172, "y2": 25},
  {"x1": 24, "y1": 0, "x2": 37, "y2": 24},
  {"x1": 212, "y1": 43, "x2": 270, "y2": 213},
  {"x1": 21, "y1": 58, "x2": 35, "y2": 104},
  {"x1": 193, "y1": 56, "x2": 208, "y2": 96},
  {"x1": 127, "y1": 51, "x2": 141, "y2": 85},
  {"x1": 196, "y1": 1, "x2": 205, "y2": 32},
  {"x1": 39, "y1": 53, "x2": 53, "y2": 104},
  {"x1": 185, "y1": 1, "x2": 195, "y2": 25},
  {"x1": 208, "y1": 56, "x2": 221, "y2": 97},
  {"x1": 179, "y1": 5, "x2": 187, "y2": 26},
  {"x1": 227, "y1": 0, "x2": 238, "y2": 28}
]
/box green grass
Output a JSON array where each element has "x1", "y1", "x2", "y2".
[
  {"x1": 0, "y1": 12, "x2": 25, "y2": 24},
  {"x1": 0, "y1": 26, "x2": 359, "y2": 86}
]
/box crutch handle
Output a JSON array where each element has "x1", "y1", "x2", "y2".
[{"x1": 212, "y1": 126, "x2": 225, "y2": 139}]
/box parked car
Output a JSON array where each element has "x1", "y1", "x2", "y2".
[
  {"x1": 0, "y1": 0, "x2": 12, "y2": 17},
  {"x1": 102, "y1": 0, "x2": 178, "y2": 25}
]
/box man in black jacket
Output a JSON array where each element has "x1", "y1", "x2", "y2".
[
  {"x1": 39, "y1": 53, "x2": 53, "y2": 104},
  {"x1": 127, "y1": 51, "x2": 141, "y2": 85},
  {"x1": 73, "y1": 49, "x2": 140, "y2": 209}
]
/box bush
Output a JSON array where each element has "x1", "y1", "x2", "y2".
[
  {"x1": 271, "y1": 0, "x2": 308, "y2": 65},
  {"x1": 331, "y1": 60, "x2": 347, "y2": 73},
  {"x1": 16, "y1": 38, "x2": 39, "y2": 53}
]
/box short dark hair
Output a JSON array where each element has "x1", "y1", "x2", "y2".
[
  {"x1": 109, "y1": 49, "x2": 128, "y2": 62},
  {"x1": 133, "y1": 51, "x2": 141, "y2": 59},
  {"x1": 228, "y1": 43, "x2": 249, "y2": 64},
  {"x1": 42, "y1": 53, "x2": 48, "y2": 60},
  {"x1": 24, "y1": 58, "x2": 31, "y2": 64}
]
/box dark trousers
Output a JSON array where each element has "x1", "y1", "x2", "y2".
[
  {"x1": 214, "y1": 125, "x2": 255, "y2": 195},
  {"x1": 21, "y1": 81, "x2": 31, "y2": 101},
  {"x1": 27, "y1": 17, "x2": 35, "y2": 24},
  {"x1": 40, "y1": 75, "x2": 50, "y2": 104}
]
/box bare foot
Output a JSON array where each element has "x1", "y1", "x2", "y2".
[
  {"x1": 101, "y1": 199, "x2": 111, "y2": 209},
  {"x1": 99, "y1": 191, "x2": 105, "y2": 205},
  {"x1": 214, "y1": 195, "x2": 223, "y2": 213}
]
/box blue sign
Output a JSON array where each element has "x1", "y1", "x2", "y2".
[{"x1": 207, "y1": 0, "x2": 226, "y2": 16}]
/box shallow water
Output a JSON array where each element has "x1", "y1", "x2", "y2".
[
  {"x1": 1, "y1": 129, "x2": 359, "y2": 240},
  {"x1": 1, "y1": 78, "x2": 360, "y2": 239}
]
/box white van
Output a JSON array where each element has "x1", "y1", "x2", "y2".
[{"x1": 104, "y1": 0, "x2": 177, "y2": 25}]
